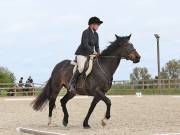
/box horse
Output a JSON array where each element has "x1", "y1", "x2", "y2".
[
  {"x1": 24, "y1": 83, "x2": 33, "y2": 96},
  {"x1": 32, "y1": 34, "x2": 141, "y2": 128}
]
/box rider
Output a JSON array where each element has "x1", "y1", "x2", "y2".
[
  {"x1": 18, "y1": 77, "x2": 24, "y2": 87},
  {"x1": 68, "y1": 16, "x2": 103, "y2": 94}
]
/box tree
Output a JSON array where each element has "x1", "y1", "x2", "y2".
[
  {"x1": 160, "y1": 59, "x2": 180, "y2": 79},
  {"x1": 159, "y1": 67, "x2": 169, "y2": 79},
  {"x1": 0, "y1": 67, "x2": 15, "y2": 83},
  {"x1": 130, "y1": 67, "x2": 151, "y2": 81}
]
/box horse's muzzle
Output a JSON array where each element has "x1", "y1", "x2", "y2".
[{"x1": 133, "y1": 56, "x2": 141, "y2": 63}]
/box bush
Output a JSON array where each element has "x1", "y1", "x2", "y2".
[{"x1": 0, "y1": 67, "x2": 15, "y2": 84}]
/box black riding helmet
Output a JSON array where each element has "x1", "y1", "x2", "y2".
[{"x1": 88, "y1": 16, "x2": 103, "y2": 25}]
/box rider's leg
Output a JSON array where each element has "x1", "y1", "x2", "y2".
[
  {"x1": 68, "y1": 70, "x2": 80, "y2": 93},
  {"x1": 77, "y1": 55, "x2": 87, "y2": 73},
  {"x1": 68, "y1": 55, "x2": 87, "y2": 93}
]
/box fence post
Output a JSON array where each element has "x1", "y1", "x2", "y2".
[
  {"x1": 168, "y1": 79, "x2": 170, "y2": 88},
  {"x1": 32, "y1": 84, "x2": 34, "y2": 96},
  {"x1": 163, "y1": 79, "x2": 165, "y2": 88},
  {"x1": 142, "y1": 80, "x2": 144, "y2": 89},
  {"x1": 14, "y1": 86, "x2": 17, "y2": 96},
  {"x1": 158, "y1": 79, "x2": 161, "y2": 89},
  {"x1": 32, "y1": 83, "x2": 33, "y2": 96},
  {"x1": 123, "y1": 81, "x2": 125, "y2": 89},
  {"x1": 132, "y1": 80, "x2": 135, "y2": 90}
]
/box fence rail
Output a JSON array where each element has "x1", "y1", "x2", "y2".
[
  {"x1": 0, "y1": 79, "x2": 180, "y2": 96},
  {"x1": 0, "y1": 82, "x2": 44, "y2": 96},
  {"x1": 112, "y1": 79, "x2": 180, "y2": 89}
]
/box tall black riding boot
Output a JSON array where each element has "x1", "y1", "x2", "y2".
[{"x1": 68, "y1": 70, "x2": 81, "y2": 94}]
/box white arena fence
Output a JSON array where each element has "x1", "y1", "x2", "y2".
[
  {"x1": 112, "y1": 79, "x2": 180, "y2": 89},
  {"x1": 16, "y1": 127, "x2": 66, "y2": 135},
  {"x1": 0, "y1": 79, "x2": 180, "y2": 96},
  {"x1": 0, "y1": 82, "x2": 45, "y2": 96}
]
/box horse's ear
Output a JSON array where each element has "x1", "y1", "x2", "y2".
[
  {"x1": 127, "y1": 34, "x2": 132, "y2": 40},
  {"x1": 115, "y1": 34, "x2": 119, "y2": 39}
]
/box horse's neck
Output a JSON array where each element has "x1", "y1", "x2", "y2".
[{"x1": 99, "y1": 57, "x2": 121, "y2": 78}]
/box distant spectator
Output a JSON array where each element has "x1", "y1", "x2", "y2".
[
  {"x1": 28, "y1": 76, "x2": 33, "y2": 84},
  {"x1": 25, "y1": 76, "x2": 33, "y2": 87},
  {"x1": 18, "y1": 77, "x2": 24, "y2": 87}
]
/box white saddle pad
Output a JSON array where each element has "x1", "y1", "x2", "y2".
[{"x1": 71, "y1": 55, "x2": 96, "y2": 76}]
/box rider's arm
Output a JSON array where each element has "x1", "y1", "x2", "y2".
[
  {"x1": 95, "y1": 34, "x2": 100, "y2": 53},
  {"x1": 81, "y1": 31, "x2": 94, "y2": 54}
]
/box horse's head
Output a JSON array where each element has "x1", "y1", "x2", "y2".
[{"x1": 115, "y1": 34, "x2": 141, "y2": 63}]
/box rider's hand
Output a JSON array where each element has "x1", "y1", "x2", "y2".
[
  {"x1": 92, "y1": 52, "x2": 100, "y2": 58},
  {"x1": 93, "y1": 52, "x2": 100, "y2": 56},
  {"x1": 96, "y1": 53, "x2": 100, "y2": 57}
]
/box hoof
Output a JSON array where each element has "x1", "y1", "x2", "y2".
[
  {"x1": 63, "y1": 118, "x2": 68, "y2": 127},
  {"x1": 48, "y1": 117, "x2": 52, "y2": 126},
  {"x1": 69, "y1": 90, "x2": 76, "y2": 95},
  {"x1": 83, "y1": 122, "x2": 91, "y2": 129},
  {"x1": 101, "y1": 118, "x2": 108, "y2": 127},
  {"x1": 83, "y1": 125, "x2": 91, "y2": 129}
]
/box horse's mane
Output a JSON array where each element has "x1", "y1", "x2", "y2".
[
  {"x1": 101, "y1": 37, "x2": 126, "y2": 56},
  {"x1": 101, "y1": 41, "x2": 118, "y2": 56}
]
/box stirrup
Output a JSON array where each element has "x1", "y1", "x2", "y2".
[
  {"x1": 68, "y1": 85, "x2": 76, "y2": 94},
  {"x1": 69, "y1": 89, "x2": 76, "y2": 94}
]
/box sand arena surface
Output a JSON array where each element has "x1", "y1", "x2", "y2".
[{"x1": 1, "y1": 95, "x2": 180, "y2": 135}]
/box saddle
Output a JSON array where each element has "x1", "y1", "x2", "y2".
[
  {"x1": 71, "y1": 55, "x2": 96, "y2": 77},
  {"x1": 70, "y1": 55, "x2": 96, "y2": 89}
]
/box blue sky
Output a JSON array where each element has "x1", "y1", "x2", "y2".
[{"x1": 0, "y1": 0, "x2": 179, "y2": 83}]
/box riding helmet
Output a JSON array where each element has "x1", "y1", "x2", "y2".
[{"x1": 88, "y1": 16, "x2": 103, "y2": 25}]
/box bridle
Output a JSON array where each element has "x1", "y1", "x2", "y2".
[
  {"x1": 99, "y1": 43, "x2": 136, "y2": 60},
  {"x1": 100, "y1": 55, "x2": 125, "y2": 59},
  {"x1": 95, "y1": 47, "x2": 136, "y2": 82}
]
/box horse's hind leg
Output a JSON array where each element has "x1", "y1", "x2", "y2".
[
  {"x1": 48, "y1": 84, "x2": 62, "y2": 126},
  {"x1": 60, "y1": 92, "x2": 75, "y2": 127}
]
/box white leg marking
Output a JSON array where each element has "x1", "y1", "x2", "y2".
[
  {"x1": 48, "y1": 117, "x2": 52, "y2": 126},
  {"x1": 101, "y1": 118, "x2": 108, "y2": 127}
]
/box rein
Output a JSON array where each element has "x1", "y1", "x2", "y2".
[
  {"x1": 100, "y1": 55, "x2": 126, "y2": 59},
  {"x1": 93, "y1": 54, "x2": 125, "y2": 82},
  {"x1": 96, "y1": 59, "x2": 111, "y2": 82}
]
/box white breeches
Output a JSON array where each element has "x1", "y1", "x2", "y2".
[{"x1": 76, "y1": 55, "x2": 87, "y2": 73}]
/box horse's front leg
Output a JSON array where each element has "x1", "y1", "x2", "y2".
[
  {"x1": 83, "y1": 96, "x2": 100, "y2": 128},
  {"x1": 96, "y1": 90, "x2": 111, "y2": 126}
]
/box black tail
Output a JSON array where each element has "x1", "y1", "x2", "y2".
[{"x1": 31, "y1": 77, "x2": 52, "y2": 111}]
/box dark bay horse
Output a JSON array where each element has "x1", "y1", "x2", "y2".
[{"x1": 32, "y1": 34, "x2": 141, "y2": 128}]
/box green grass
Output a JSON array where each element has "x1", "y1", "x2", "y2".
[
  {"x1": 1, "y1": 88, "x2": 180, "y2": 97},
  {"x1": 107, "y1": 88, "x2": 180, "y2": 95}
]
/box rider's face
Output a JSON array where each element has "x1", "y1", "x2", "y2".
[
  {"x1": 90, "y1": 24, "x2": 100, "y2": 31},
  {"x1": 93, "y1": 24, "x2": 99, "y2": 31}
]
